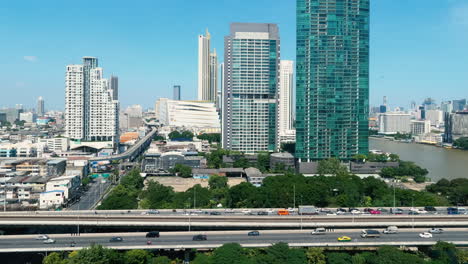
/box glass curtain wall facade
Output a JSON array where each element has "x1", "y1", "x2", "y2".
[
  {"x1": 222, "y1": 23, "x2": 280, "y2": 153},
  {"x1": 296, "y1": 0, "x2": 369, "y2": 161}
]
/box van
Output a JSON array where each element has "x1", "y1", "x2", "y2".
[
  {"x1": 458, "y1": 208, "x2": 466, "y2": 214},
  {"x1": 360, "y1": 229, "x2": 380, "y2": 238},
  {"x1": 311, "y1": 228, "x2": 326, "y2": 235},
  {"x1": 277, "y1": 209, "x2": 290, "y2": 216},
  {"x1": 146, "y1": 231, "x2": 160, "y2": 238},
  {"x1": 383, "y1": 226, "x2": 398, "y2": 234}
]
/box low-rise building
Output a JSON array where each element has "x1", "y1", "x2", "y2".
[
  {"x1": 39, "y1": 190, "x2": 65, "y2": 209},
  {"x1": 378, "y1": 113, "x2": 411, "y2": 134},
  {"x1": 270, "y1": 152, "x2": 295, "y2": 171}
]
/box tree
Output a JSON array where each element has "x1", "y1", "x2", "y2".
[
  {"x1": 67, "y1": 244, "x2": 122, "y2": 264},
  {"x1": 209, "y1": 175, "x2": 228, "y2": 190},
  {"x1": 429, "y1": 241, "x2": 459, "y2": 264},
  {"x1": 317, "y1": 158, "x2": 348, "y2": 175},
  {"x1": 389, "y1": 153, "x2": 400, "y2": 162},
  {"x1": 233, "y1": 157, "x2": 250, "y2": 168},
  {"x1": 151, "y1": 256, "x2": 172, "y2": 264},
  {"x1": 261, "y1": 242, "x2": 306, "y2": 264},
  {"x1": 192, "y1": 253, "x2": 213, "y2": 264},
  {"x1": 305, "y1": 248, "x2": 326, "y2": 264},
  {"x1": 197, "y1": 133, "x2": 221, "y2": 143},
  {"x1": 212, "y1": 243, "x2": 251, "y2": 264},
  {"x1": 172, "y1": 164, "x2": 192, "y2": 178},
  {"x1": 168, "y1": 130, "x2": 194, "y2": 141},
  {"x1": 368, "y1": 246, "x2": 424, "y2": 264},
  {"x1": 256, "y1": 152, "x2": 270, "y2": 172},
  {"x1": 280, "y1": 142, "x2": 295, "y2": 153},
  {"x1": 121, "y1": 168, "x2": 144, "y2": 190},
  {"x1": 351, "y1": 154, "x2": 367, "y2": 163},
  {"x1": 43, "y1": 252, "x2": 65, "y2": 264},
  {"x1": 140, "y1": 181, "x2": 175, "y2": 209},
  {"x1": 124, "y1": 249, "x2": 153, "y2": 264},
  {"x1": 153, "y1": 134, "x2": 165, "y2": 141},
  {"x1": 326, "y1": 253, "x2": 352, "y2": 264},
  {"x1": 453, "y1": 137, "x2": 468, "y2": 150},
  {"x1": 98, "y1": 185, "x2": 138, "y2": 209}
]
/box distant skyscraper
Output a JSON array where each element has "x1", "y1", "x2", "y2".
[
  {"x1": 15, "y1": 104, "x2": 23, "y2": 110},
  {"x1": 198, "y1": 29, "x2": 217, "y2": 102},
  {"x1": 209, "y1": 49, "x2": 218, "y2": 103},
  {"x1": 296, "y1": 0, "x2": 370, "y2": 161},
  {"x1": 453, "y1": 99, "x2": 467, "y2": 112},
  {"x1": 173, "y1": 85, "x2": 181, "y2": 100},
  {"x1": 278, "y1": 60, "x2": 295, "y2": 145},
  {"x1": 222, "y1": 23, "x2": 280, "y2": 153},
  {"x1": 109, "y1": 75, "x2": 119, "y2": 100},
  {"x1": 65, "y1": 57, "x2": 119, "y2": 145},
  {"x1": 37, "y1": 96, "x2": 45, "y2": 117},
  {"x1": 441, "y1": 101, "x2": 453, "y2": 113}
]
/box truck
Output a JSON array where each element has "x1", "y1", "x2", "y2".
[
  {"x1": 383, "y1": 226, "x2": 398, "y2": 234},
  {"x1": 298, "y1": 206, "x2": 318, "y2": 215},
  {"x1": 360, "y1": 229, "x2": 381, "y2": 238}
]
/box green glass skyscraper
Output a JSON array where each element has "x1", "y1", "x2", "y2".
[{"x1": 296, "y1": 0, "x2": 369, "y2": 161}]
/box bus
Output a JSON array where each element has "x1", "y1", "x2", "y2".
[{"x1": 447, "y1": 207, "x2": 466, "y2": 215}]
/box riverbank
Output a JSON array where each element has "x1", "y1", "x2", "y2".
[{"x1": 369, "y1": 138, "x2": 468, "y2": 182}]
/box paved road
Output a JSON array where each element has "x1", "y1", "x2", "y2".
[
  {"x1": 0, "y1": 229, "x2": 466, "y2": 252},
  {"x1": 68, "y1": 180, "x2": 111, "y2": 210}
]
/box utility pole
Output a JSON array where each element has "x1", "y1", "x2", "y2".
[
  {"x1": 193, "y1": 187, "x2": 196, "y2": 209},
  {"x1": 393, "y1": 180, "x2": 396, "y2": 213},
  {"x1": 3, "y1": 174, "x2": 6, "y2": 212},
  {"x1": 293, "y1": 184, "x2": 296, "y2": 210}
]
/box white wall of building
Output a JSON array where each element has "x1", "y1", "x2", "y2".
[{"x1": 379, "y1": 113, "x2": 411, "y2": 134}]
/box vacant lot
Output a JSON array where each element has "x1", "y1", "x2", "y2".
[{"x1": 145, "y1": 176, "x2": 246, "y2": 192}]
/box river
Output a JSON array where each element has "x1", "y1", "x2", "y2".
[{"x1": 369, "y1": 138, "x2": 468, "y2": 182}]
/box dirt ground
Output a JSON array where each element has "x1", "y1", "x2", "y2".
[{"x1": 145, "y1": 176, "x2": 246, "y2": 192}]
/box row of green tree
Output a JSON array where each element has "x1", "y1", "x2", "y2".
[
  {"x1": 116, "y1": 171, "x2": 449, "y2": 210},
  {"x1": 426, "y1": 178, "x2": 468, "y2": 205},
  {"x1": 453, "y1": 137, "x2": 468, "y2": 150},
  {"x1": 42, "y1": 242, "x2": 468, "y2": 264},
  {"x1": 168, "y1": 130, "x2": 194, "y2": 141},
  {"x1": 380, "y1": 161, "x2": 429, "y2": 183},
  {"x1": 197, "y1": 133, "x2": 221, "y2": 143},
  {"x1": 97, "y1": 169, "x2": 144, "y2": 210},
  {"x1": 204, "y1": 148, "x2": 275, "y2": 173}
]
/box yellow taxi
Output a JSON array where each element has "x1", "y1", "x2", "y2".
[{"x1": 337, "y1": 236, "x2": 352, "y2": 242}]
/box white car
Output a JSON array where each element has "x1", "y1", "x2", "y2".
[
  {"x1": 43, "y1": 238, "x2": 56, "y2": 244},
  {"x1": 419, "y1": 232, "x2": 433, "y2": 238},
  {"x1": 351, "y1": 210, "x2": 361, "y2": 214},
  {"x1": 36, "y1": 235, "x2": 49, "y2": 240},
  {"x1": 327, "y1": 213, "x2": 337, "y2": 216},
  {"x1": 336, "y1": 211, "x2": 346, "y2": 215},
  {"x1": 242, "y1": 210, "x2": 251, "y2": 215}
]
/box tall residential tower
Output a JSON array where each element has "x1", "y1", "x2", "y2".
[
  {"x1": 222, "y1": 23, "x2": 280, "y2": 153},
  {"x1": 65, "y1": 57, "x2": 119, "y2": 146},
  {"x1": 37, "y1": 96, "x2": 45, "y2": 117},
  {"x1": 296, "y1": 0, "x2": 370, "y2": 161},
  {"x1": 198, "y1": 29, "x2": 217, "y2": 102},
  {"x1": 278, "y1": 60, "x2": 295, "y2": 146}
]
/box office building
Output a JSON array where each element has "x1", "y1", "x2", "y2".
[
  {"x1": 173, "y1": 85, "x2": 181, "y2": 100},
  {"x1": 296, "y1": 0, "x2": 370, "y2": 161},
  {"x1": 65, "y1": 57, "x2": 119, "y2": 147},
  {"x1": 37, "y1": 96, "x2": 45, "y2": 117},
  {"x1": 451, "y1": 112, "x2": 468, "y2": 139},
  {"x1": 441, "y1": 101, "x2": 453, "y2": 113},
  {"x1": 198, "y1": 29, "x2": 217, "y2": 102},
  {"x1": 378, "y1": 113, "x2": 411, "y2": 134},
  {"x1": 453, "y1": 99, "x2": 467, "y2": 112},
  {"x1": 278, "y1": 60, "x2": 295, "y2": 145},
  {"x1": 425, "y1": 109, "x2": 443, "y2": 127},
  {"x1": 124, "y1": 104, "x2": 143, "y2": 129},
  {"x1": 0, "y1": 108, "x2": 21, "y2": 123},
  {"x1": 210, "y1": 49, "x2": 218, "y2": 104},
  {"x1": 222, "y1": 23, "x2": 280, "y2": 153},
  {"x1": 109, "y1": 75, "x2": 118, "y2": 100},
  {"x1": 411, "y1": 120, "x2": 431, "y2": 135},
  {"x1": 19, "y1": 112, "x2": 37, "y2": 123},
  {"x1": 156, "y1": 98, "x2": 220, "y2": 132},
  {"x1": 423, "y1": 98, "x2": 437, "y2": 110},
  {"x1": 379, "y1": 105, "x2": 387, "y2": 113}
]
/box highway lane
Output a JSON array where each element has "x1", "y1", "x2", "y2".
[
  {"x1": 68, "y1": 180, "x2": 111, "y2": 211},
  {"x1": 0, "y1": 229, "x2": 467, "y2": 250}
]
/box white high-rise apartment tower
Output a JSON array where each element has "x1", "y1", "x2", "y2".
[
  {"x1": 278, "y1": 60, "x2": 295, "y2": 145},
  {"x1": 198, "y1": 29, "x2": 217, "y2": 102},
  {"x1": 65, "y1": 57, "x2": 119, "y2": 146},
  {"x1": 37, "y1": 96, "x2": 45, "y2": 117}
]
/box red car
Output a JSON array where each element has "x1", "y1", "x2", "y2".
[{"x1": 369, "y1": 210, "x2": 381, "y2": 214}]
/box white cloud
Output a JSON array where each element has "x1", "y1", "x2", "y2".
[{"x1": 23, "y1": 56, "x2": 38, "y2": 62}]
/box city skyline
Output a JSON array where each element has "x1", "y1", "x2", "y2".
[{"x1": 2, "y1": 0, "x2": 468, "y2": 109}]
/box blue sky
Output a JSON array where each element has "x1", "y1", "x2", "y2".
[{"x1": 1, "y1": 0, "x2": 468, "y2": 110}]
